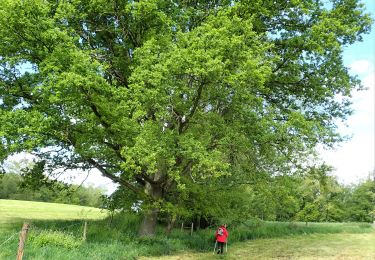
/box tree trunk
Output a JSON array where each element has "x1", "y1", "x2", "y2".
[
  {"x1": 165, "y1": 214, "x2": 177, "y2": 235},
  {"x1": 139, "y1": 207, "x2": 159, "y2": 237},
  {"x1": 138, "y1": 182, "x2": 163, "y2": 237}
]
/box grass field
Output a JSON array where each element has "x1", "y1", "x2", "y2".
[
  {"x1": 0, "y1": 199, "x2": 374, "y2": 259},
  {"x1": 0, "y1": 199, "x2": 106, "y2": 224}
]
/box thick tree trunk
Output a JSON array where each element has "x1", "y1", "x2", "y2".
[
  {"x1": 138, "y1": 182, "x2": 163, "y2": 237},
  {"x1": 139, "y1": 207, "x2": 159, "y2": 237}
]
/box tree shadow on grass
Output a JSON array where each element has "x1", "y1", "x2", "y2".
[{"x1": 1, "y1": 217, "x2": 103, "y2": 236}]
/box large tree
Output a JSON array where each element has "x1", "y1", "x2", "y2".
[{"x1": 0, "y1": 0, "x2": 371, "y2": 235}]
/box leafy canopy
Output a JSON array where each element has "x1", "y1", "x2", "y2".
[{"x1": 0, "y1": 0, "x2": 372, "y2": 226}]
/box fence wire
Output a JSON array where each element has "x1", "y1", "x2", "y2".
[
  {"x1": 0, "y1": 232, "x2": 18, "y2": 248},
  {"x1": 0, "y1": 220, "x2": 87, "y2": 249}
]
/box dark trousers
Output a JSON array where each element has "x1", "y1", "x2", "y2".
[{"x1": 217, "y1": 241, "x2": 225, "y2": 254}]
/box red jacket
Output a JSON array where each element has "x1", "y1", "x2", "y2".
[{"x1": 215, "y1": 226, "x2": 228, "y2": 242}]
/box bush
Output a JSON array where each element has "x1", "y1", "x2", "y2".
[{"x1": 31, "y1": 230, "x2": 82, "y2": 249}]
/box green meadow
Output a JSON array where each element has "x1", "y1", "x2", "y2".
[
  {"x1": 0, "y1": 199, "x2": 374, "y2": 259},
  {"x1": 0, "y1": 199, "x2": 106, "y2": 224}
]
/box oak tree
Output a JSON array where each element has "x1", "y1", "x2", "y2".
[{"x1": 0, "y1": 0, "x2": 371, "y2": 235}]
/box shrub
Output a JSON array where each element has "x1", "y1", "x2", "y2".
[{"x1": 31, "y1": 230, "x2": 82, "y2": 249}]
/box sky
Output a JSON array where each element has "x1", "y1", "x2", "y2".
[
  {"x1": 4, "y1": 0, "x2": 375, "y2": 194},
  {"x1": 320, "y1": 0, "x2": 375, "y2": 184}
]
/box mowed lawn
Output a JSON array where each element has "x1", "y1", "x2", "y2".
[
  {"x1": 0, "y1": 199, "x2": 106, "y2": 225},
  {"x1": 145, "y1": 232, "x2": 375, "y2": 259}
]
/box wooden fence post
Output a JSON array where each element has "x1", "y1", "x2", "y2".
[
  {"x1": 16, "y1": 222, "x2": 30, "y2": 260},
  {"x1": 83, "y1": 221, "x2": 87, "y2": 241},
  {"x1": 190, "y1": 222, "x2": 194, "y2": 236},
  {"x1": 181, "y1": 222, "x2": 184, "y2": 231}
]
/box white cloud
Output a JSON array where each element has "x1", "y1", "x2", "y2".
[
  {"x1": 362, "y1": 71, "x2": 375, "y2": 90},
  {"x1": 322, "y1": 134, "x2": 374, "y2": 184},
  {"x1": 59, "y1": 169, "x2": 119, "y2": 195},
  {"x1": 349, "y1": 60, "x2": 374, "y2": 75},
  {"x1": 348, "y1": 71, "x2": 374, "y2": 128},
  {"x1": 321, "y1": 61, "x2": 375, "y2": 184}
]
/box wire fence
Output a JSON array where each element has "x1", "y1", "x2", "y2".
[
  {"x1": 28, "y1": 221, "x2": 83, "y2": 233},
  {"x1": 0, "y1": 232, "x2": 19, "y2": 248},
  {"x1": 58, "y1": 222, "x2": 83, "y2": 231},
  {"x1": 0, "y1": 220, "x2": 87, "y2": 250}
]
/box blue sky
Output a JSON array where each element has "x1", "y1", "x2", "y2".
[
  {"x1": 321, "y1": 0, "x2": 375, "y2": 184},
  {"x1": 343, "y1": 0, "x2": 375, "y2": 66}
]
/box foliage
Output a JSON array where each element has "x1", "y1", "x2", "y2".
[
  {"x1": 344, "y1": 178, "x2": 375, "y2": 222},
  {"x1": 0, "y1": 0, "x2": 372, "y2": 235},
  {"x1": 237, "y1": 167, "x2": 374, "y2": 224},
  {"x1": 31, "y1": 230, "x2": 82, "y2": 249}
]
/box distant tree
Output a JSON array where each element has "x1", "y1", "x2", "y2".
[
  {"x1": 0, "y1": 0, "x2": 371, "y2": 235},
  {"x1": 0, "y1": 173, "x2": 21, "y2": 199},
  {"x1": 345, "y1": 178, "x2": 375, "y2": 222},
  {"x1": 295, "y1": 164, "x2": 346, "y2": 222},
  {"x1": 272, "y1": 176, "x2": 300, "y2": 221},
  {"x1": 246, "y1": 175, "x2": 300, "y2": 221}
]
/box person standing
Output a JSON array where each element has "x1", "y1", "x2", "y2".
[{"x1": 215, "y1": 224, "x2": 229, "y2": 254}]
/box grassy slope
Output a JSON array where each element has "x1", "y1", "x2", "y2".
[{"x1": 0, "y1": 199, "x2": 106, "y2": 225}]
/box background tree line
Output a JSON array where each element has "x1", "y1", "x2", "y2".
[
  {"x1": 1, "y1": 159, "x2": 373, "y2": 224},
  {"x1": 0, "y1": 173, "x2": 104, "y2": 208},
  {"x1": 247, "y1": 171, "x2": 375, "y2": 223},
  {"x1": 108, "y1": 166, "x2": 375, "y2": 225}
]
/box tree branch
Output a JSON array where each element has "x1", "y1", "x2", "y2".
[
  {"x1": 179, "y1": 79, "x2": 205, "y2": 133},
  {"x1": 86, "y1": 157, "x2": 141, "y2": 194}
]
